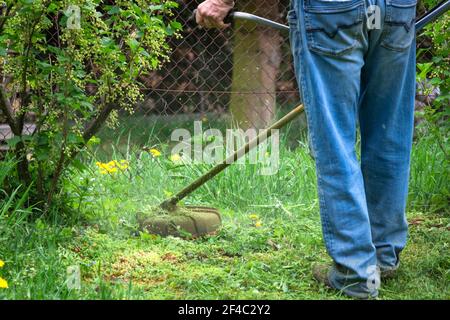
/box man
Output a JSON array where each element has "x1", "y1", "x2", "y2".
[{"x1": 196, "y1": 0, "x2": 416, "y2": 299}]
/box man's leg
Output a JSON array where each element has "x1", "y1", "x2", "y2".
[
  {"x1": 289, "y1": 0, "x2": 378, "y2": 298},
  {"x1": 358, "y1": 0, "x2": 416, "y2": 273}
]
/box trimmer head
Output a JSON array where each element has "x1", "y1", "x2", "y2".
[{"x1": 137, "y1": 205, "x2": 221, "y2": 238}]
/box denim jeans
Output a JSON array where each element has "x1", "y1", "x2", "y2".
[{"x1": 288, "y1": 0, "x2": 416, "y2": 298}]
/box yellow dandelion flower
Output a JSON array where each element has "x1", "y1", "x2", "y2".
[
  {"x1": 249, "y1": 214, "x2": 259, "y2": 220},
  {"x1": 0, "y1": 277, "x2": 8, "y2": 289},
  {"x1": 109, "y1": 167, "x2": 118, "y2": 173},
  {"x1": 255, "y1": 221, "x2": 262, "y2": 228},
  {"x1": 0, "y1": 260, "x2": 4, "y2": 268},
  {"x1": 97, "y1": 165, "x2": 108, "y2": 173},
  {"x1": 170, "y1": 153, "x2": 182, "y2": 163},
  {"x1": 96, "y1": 162, "x2": 106, "y2": 168},
  {"x1": 150, "y1": 149, "x2": 161, "y2": 157},
  {"x1": 107, "y1": 160, "x2": 117, "y2": 167},
  {"x1": 96, "y1": 162, "x2": 109, "y2": 174},
  {"x1": 95, "y1": 160, "x2": 129, "y2": 174}
]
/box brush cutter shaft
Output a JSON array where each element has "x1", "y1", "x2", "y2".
[
  {"x1": 415, "y1": 0, "x2": 450, "y2": 31},
  {"x1": 160, "y1": 104, "x2": 304, "y2": 210},
  {"x1": 231, "y1": 11, "x2": 290, "y2": 32}
]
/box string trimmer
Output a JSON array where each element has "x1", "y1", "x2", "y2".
[{"x1": 139, "y1": 1, "x2": 450, "y2": 238}]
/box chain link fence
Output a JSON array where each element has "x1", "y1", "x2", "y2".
[
  {"x1": 0, "y1": 0, "x2": 440, "y2": 155},
  {"x1": 94, "y1": 0, "x2": 299, "y2": 157}
]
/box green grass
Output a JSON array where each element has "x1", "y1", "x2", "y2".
[{"x1": 0, "y1": 126, "x2": 448, "y2": 300}]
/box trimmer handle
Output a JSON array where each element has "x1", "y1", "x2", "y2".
[
  {"x1": 223, "y1": 9, "x2": 235, "y2": 24},
  {"x1": 192, "y1": 8, "x2": 289, "y2": 32},
  {"x1": 191, "y1": 9, "x2": 235, "y2": 26}
]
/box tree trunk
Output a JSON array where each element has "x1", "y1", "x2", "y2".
[{"x1": 229, "y1": 0, "x2": 282, "y2": 129}]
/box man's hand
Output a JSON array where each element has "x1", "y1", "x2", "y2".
[{"x1": 196, "y1": 0, "x2": 235, "y2": 29}]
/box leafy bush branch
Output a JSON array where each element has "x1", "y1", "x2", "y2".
[{"x1": 0, "y1": 0, "x2": 181, "y2": 211}]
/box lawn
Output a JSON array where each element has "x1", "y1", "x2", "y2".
[{"x1": 0, "y1": 121, "x2": 448, "y2": 300}]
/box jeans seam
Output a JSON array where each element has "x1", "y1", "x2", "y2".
[{"x1": 293, "y1": 5, "x2": 335, "y2": 255}]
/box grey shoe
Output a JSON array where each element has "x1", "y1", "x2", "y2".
[
  {"x1": 312, "y1": 264, "x2": 378, "y2": 300},
  {"x1": 378, "y1": 261, "x2": 400, "y2": 280},
  {"x1": 380, "y1": 267, "x2": 398, "y2": 279},
  {"x1": 312, "y1": 264, "x2": 333, "y2": 288}
]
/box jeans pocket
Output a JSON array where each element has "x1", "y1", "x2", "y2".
[
  {"x1": 380, "y1": 0, "x2": 417, "y2": 52},
  {"x1": 304, "y1": 0, "x2": 364, "y2": 56}
]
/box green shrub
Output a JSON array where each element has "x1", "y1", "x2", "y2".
[{"x1": 0, "y1": 0, "x2": 180, "y2": 212}]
